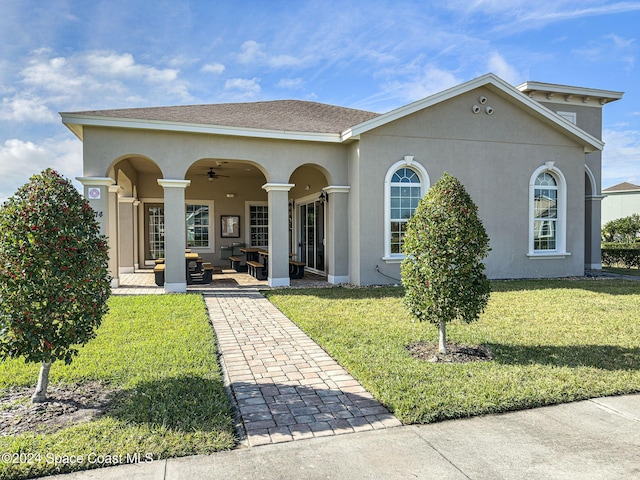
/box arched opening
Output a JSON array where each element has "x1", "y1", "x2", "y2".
[
  {"x1": 289, "y1": 165, "x2": 330, "y2": 275},
  {"x1": 184, "y1": 159, "x2": 268, "y2": 266}
]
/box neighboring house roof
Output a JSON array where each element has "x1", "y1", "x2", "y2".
[
  {"x1": 60, "y1": 73, "x2": 604, "y2": 152},
  {"x1": 602, "y1": 182, "x2": 640, "y2": 193}
]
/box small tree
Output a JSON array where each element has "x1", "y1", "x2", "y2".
[
  {"x1": 602, "y1": 214, "x2": 640, "y2": 243},
  {"x1": 0, "y1": 169, "x2": 110, "y2": 402},
  {"x1": 401, "y1": 172, "x2": 490, "y2": 354}
]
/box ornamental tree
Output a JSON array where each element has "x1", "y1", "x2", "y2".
[
  {"x1": 0, "y1": 169, "x2": 110, "y2": 402},
  {"x1": 401, "y1": 172, "x2": 490, "y2": 354}
]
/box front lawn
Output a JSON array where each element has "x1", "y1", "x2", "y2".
[
  {"x1": 0, "y1": 294, "x2": 236, "y2": 480},
  {"x1": 265, "y1": 279, "x2": 640, "y2": 424}
]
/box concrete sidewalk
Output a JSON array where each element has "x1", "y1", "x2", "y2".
[{"x1": 48, "y1": 393, "x2": 640, "y2": 479}]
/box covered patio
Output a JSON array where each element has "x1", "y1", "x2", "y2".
[{"x1": 113, "y1": 267, "x2": 332, "y2": 295}]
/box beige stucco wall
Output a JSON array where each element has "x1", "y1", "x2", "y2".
[{"x1": 352, "y1": 87, "x2": 587, "y2": 284}]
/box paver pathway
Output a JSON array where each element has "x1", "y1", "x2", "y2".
[{"x1": 203, "y1": 288, "x2": 402, "y2": 446}]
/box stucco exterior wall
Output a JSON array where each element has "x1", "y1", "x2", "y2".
[
  {"x1": 353, "y1": 87, "x2": 587, "y2": 284},
  {"x1": 602, "y1": 192, "x2": 640, "y2": 225}
]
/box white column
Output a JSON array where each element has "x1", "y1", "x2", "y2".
[
  {"x1": 107, "y1": 184, "x2": 123, "y2": 287},
  {"x1": 324, "y1": 186, "x2": 351, "y2": 284},
  {"x1": 263, "y1": 183, "x2": 295, "y2": 287},
  {"x1": 586, "y1": 195, "x2": 604, "y2": 270},
  {"x1": 158, "y1": 179, "x2": 191, "y2": 293},
  {"x1": 77, "y1": 177, "x2": 119, "y2": 287}
]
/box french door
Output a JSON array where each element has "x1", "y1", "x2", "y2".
[{"x1": 298, "y1": 200, "x2": 325, "y2": 273}]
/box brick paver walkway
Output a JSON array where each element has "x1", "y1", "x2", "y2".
[
  {"x1": 115, "y1": 271, "x2": 402, "y2": 446},
  {"x1": 204, "y1": 289, "x2": 402, "y2": 446}
]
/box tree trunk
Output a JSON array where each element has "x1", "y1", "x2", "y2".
[
  {"x1": 31, "y1": 361, "x2": 51, "y2": 403},
  {"x1": 438, "y1": 320, "x2": 449, "y2": 354}
]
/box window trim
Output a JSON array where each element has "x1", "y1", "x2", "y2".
[
  {"x1": 245, "y1": 201, "x2": 269, "y2": 248},
  {"x1": 528, "y1": 163, "x2": 571, "y2": 259},
  {"x1": 383, "y1": 159, "x2": 430, "y2": 262},
  {"x1": 185, "y1": 201, "x2": 214, "y2": 253}
]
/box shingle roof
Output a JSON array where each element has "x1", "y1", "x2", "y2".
[
  {"x1": 602, "y1": 182, "x2": 640, "y2": 192},
  {"x1": 67, "y1": 100, "x2": 380, "y2": 134}
]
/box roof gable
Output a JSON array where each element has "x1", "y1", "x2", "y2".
[{"x1": 342, "y1": 73, "x2": 604, "y2": 153}]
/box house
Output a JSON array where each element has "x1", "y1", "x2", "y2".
[
  {"x1": 60, "y1": 73, "x2": 623, "y2": 292},
  {"x1": 602, "y1": 182, "x2": 640, "y2": 226}
]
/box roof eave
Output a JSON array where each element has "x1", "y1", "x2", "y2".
[{"x1": 59, "y1": 113, "x2": 343, "y2": 143}]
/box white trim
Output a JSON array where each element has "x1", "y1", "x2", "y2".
[
  {"x1": 262, "y1": 183, "x2": 295, "y2": 192},
  {"x1": 383, "y1": 159, "x2": 430, "y2": 261},
  {"x1": 527, "y1": 252, "x2": 571, "y2": 259},
  {"x1": 185, "y1": 201, "x2": 215, "y2": 254},
  {"x1": 323, "y1": 185, "x2": 351, "y2": 194},
  {"x1": 76, "y1": 176, "x2": 115, "y2": 186},
  {"x1": 528, "y1": 164, "x2": 569, "y2": 257},
  {"x1": 245, "y1": 201, "x2": 269, "y2": 248},
  {"x1": 268, "y1": 277, "x2": 290, "y2": 287},
  {"x1": 164, "y1": 282, "x2": 187, "y2": 293},
  {"x1": 157, "y1": 179, "x2": 191, "y2": 189},
  {"x1": 119, "y1": 266, "x2": 135, "y2": 274},
  {"x1": 344, "y1": 73, "x2": 604, "y2": 153},
  {"x1": 61, "y1": 113, "x2": 342, "y2": 143},
  {"x1": 516, "y1": 81, "x2": 623, "y2": 104},
  {"x1": 328, "y1": 275, "x2": 350, "y2": 284},
  {"x1": 110, "y1": 278, "x2": 120, "y2": 288},
  {"x1": 585, "y1": 165, "x2": 598, "y2": 196},
  {"x1": 557, "y1": 111, "x2": 577, "y2": 124}
]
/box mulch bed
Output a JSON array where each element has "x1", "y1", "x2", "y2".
[
  {"x1": 0, "y1": 381, "x2": 117, "y2": 436},
  {"x1": 407, "y1": 341, "x2": 493, "y2": 363}
]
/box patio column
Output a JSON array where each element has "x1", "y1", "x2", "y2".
[
  {"x1": 118, "y1": 196, "x2": 137, "y2": 274},
  {"x1": 158, "y1": 179, "x2": 191, "y2": 293},
  {"x1": 263, "y1": 183, "x2": 295, "y2": 287},
  {"x1": 77, "y1": 177, "x2": 120, "y2": 288},
  {"x1": 324, "y1": 186, "x2": 351, "y2": 284}
]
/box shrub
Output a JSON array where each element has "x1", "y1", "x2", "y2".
[
  {"x1": 401, "y1": 172, "x2": 490, "y2": 354},
  {"x1": 601, "y1": 242, "x2": 640, "y2": 268},
  {"x1": 0, "y1": 169, "x2": 111, "y2": 402},
  {"x1": 602, "y1": 214, "x2": 640, "y2": 243}
]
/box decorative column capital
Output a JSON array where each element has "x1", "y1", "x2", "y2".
[
  {"x1": 262, "y1": 183, "x2": 295, "y2": 193},
  {"x1": 323, "y1": 185, "x2": 351, "y2": 195},
  {"x1": 158, "y1": 179, "x2": 191, "y2": 189},
  {"x1": 76, "y1": 176, "x2": 115, "y2": 187}
]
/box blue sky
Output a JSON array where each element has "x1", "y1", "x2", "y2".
[{"x1": 1, "y1": 0, "x2": 639, "y2": 202}]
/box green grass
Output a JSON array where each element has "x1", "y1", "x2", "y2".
[
  {"x1": 603, "y1": 266, "x2": 640, "y2": 277},
  {"x1": 265, "y1": 279, "x2": 640, "y2": 424},
  {"x1": 0, "y1": 294, "x2": 236, "y2": 480}
]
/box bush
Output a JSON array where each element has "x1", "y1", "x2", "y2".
[
  {"x1": 602, "y1": 214, "x2": 640, "y2": 243},
  {"x1": 601, "y1": 242, "x2": 640, "y2": 268},
  {"x1": 401, "y1": 172, "x2": 490, "y2": 354},
  {"x1": 0, "y1": 169, "x2": 111, "y2": 402}
]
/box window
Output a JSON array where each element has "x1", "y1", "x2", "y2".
[
  {"x1": 249, "y1": 204, "x2": 268, "y2": 247},
  {"x1": 383, "y1": 159, "x2": 430, "y2": 261},
  {"x1": 186, "y1": 204, "x2": 210, "y2": 248},
  {"x1": 533, "y1": 173, "x2": 557, "y2": 250},
  {"x1": 528, "y1": 164, "x2": 569, "y2": 257},
  {"x1": 557, "y1": 111, "x2": 576, "y2": 124}
]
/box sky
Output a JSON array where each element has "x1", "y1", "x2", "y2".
[{"x1": 1, "y1": 0, "x2": 639, "y2": 202}]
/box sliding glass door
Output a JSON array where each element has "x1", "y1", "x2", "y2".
[{"x1": 298, "y1": 200, "x2": 325, "y2": 273}]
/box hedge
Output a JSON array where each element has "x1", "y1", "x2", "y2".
[{"x1": 601, "y1": 242, "x2": 640, "y2": 268}]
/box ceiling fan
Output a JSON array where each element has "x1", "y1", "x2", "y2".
[{"x1": 205, "y1": 167, "x2": 229, "y2": 181}]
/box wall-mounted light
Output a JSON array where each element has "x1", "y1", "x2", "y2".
[
  {"x1": 226, "y1": 193, "x2": 235, "y2": 198},
  {"x1": 319, "y1": 191, "x2": 329, "y2": 203},
  {"x1": 305, "y1": 185, "x2": 311, "y2": 190}
]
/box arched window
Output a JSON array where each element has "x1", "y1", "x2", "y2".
[
  {"x1": 528, "y1": 164, "x2": 569, "y2": 257},
  {"x1": 383, "y1": 159, "x2": 429, "y2": 261}
]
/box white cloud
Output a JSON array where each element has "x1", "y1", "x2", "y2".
[
  {"x1": 486, "y1": 52, "x2": 521, "y2": 85},
  {"x1": 602, "y1": 128, "x2": 640, "y2": 187},
  {"x1": 277, "y1": 78, "x2": 304, "y2": 90},
  {"x1": 202, "y1": 62, "x2": 226, "y2": 74},
  {"x1": 84, "y1": 52, "x2": 178, "y2": 83},
  {"x1": 0, "y1": 95, "x2": 57, "y2": 123},
  {"x1": 383, "y1": 64, "x2": 462, "y2": 103},
  {"x1": 0, "y1": 137, "x2": 82, "y2": 203},
  {"x1": 236, "y1": 40, "x2": 307, "y2": 68},
  {"x1": 224, "y1": 77, "x2": 261, "y2": 95}
]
